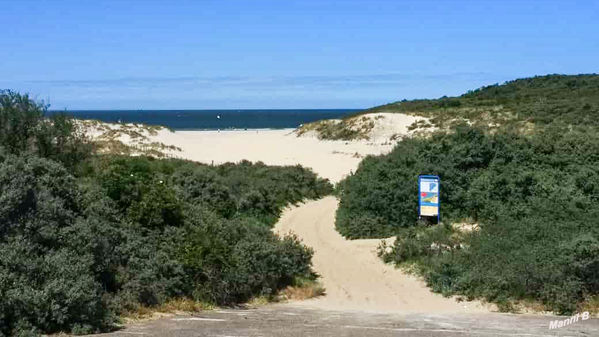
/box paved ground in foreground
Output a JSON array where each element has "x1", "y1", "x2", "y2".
[
  {"x1": 97, "y1": 197, "x2": 599, "y2": 336},
  {"x1": 100, "y1": 304, "x2": 599, "y2": 337}
]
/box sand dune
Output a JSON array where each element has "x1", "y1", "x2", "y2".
[
  {"x1": 84, "y1": 113, "x2": 426, "y2": 182},
  {"x1": 163, "y1": 129, "x2": 393, "y2": 182}
]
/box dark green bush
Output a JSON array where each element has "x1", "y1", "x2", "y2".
[
  {"x1": 0, "y1": 90, "x2": 92, "y2": 168},
  {"x1": 0, "y1": 91, "x2": 333, "y2": 335},
  {"x1": 0, "y1": 154, "x2": 111, "y2": 335},
  {"x1": 336, "y1": 125, "x2": 493, "y2": 238},
  {"x1": 179, "y1": 209, "x2": 314, "y2": 304},
  {"x1": 0, "y1": 151, "x2": 330, "y2": 335},
  {"x1": 341, "y1": 125, "x2": 599, "y2": 313},
  {"x1": 364, "y1": 74, "x2": 599, "y2": 129}
]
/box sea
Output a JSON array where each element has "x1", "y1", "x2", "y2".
[{"x1": 50, "y1": 109, "x2": 359, "y2": 130}]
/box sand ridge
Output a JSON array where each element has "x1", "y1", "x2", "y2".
[{"x1": 83, "y1": 113, "x2": 426, "y2": 183}]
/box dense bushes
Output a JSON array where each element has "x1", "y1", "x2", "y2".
[
  {"x1": 180, "y1": 213, "x2": 313, "y2": 304},
  {"x1": 339, "y1": 125, "x2": 599, "y2": 313},
  {"x1": 0, "y1": 154, "x2": 330, "y2": 336},
  {"x1": 364, "y1": 74, "x2": 599, "y2": 130},
  {"x1": 341, "y1": 75, "x2": 599, "y2": 312},
  {"x1": 337, "y1": 125, "x2": 495, "y2": 238},
  {"x1": 0, "y1": 90, "x2": 93, "y2": 168},
  {"x1": 0, "y1": 153, "x2": 112, "y2": 334},
  {"x1": 0, "y1": 91, "x2": 332, "y2": 335}
]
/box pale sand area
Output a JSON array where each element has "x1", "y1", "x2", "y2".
[
  {"x1": 87, "y1": 112, "x2": 427, "y2": 183},
  {"x1": 161, "y1": 129, "x2": 393, "y2": 183},
  {"x1": 275, "y1": 197, "x2": 494, "y2": 314}
]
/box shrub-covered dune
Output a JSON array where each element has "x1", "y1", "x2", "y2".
[
  {"x1": 336, "y1": 75, "x2": 599, "y2": 314},
  {"x1": 303, "y1": 74, "x2": 599, "y2": 140},
  {"x1": 363, "y1": 73, "x2": 599, "y2": 130},
  {"x1": 0, "y1": 90, "x2": 332, "y2": 336}
]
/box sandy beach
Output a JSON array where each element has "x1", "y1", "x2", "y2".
[
  {"x1": 164, "y1": 129, "x2": 393, "y2": 183},
  {"x1": 87, "y1": 112, "x2": 424, "y2": 183}
]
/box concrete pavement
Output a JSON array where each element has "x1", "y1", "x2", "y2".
[{"x1": 99, "y1": 304, "x2": 599, "y2": 337}]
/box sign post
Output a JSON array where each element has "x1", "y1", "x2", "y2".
[{"x1": 418, "y1": 175, "x2": 440, "y2": 224}]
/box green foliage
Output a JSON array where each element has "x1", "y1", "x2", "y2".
[
  {"x1": 0, "y1": 152, "x2": 330, "y2": 335},
  {"x1": 336, "y1": 125, "x2": 494, "y2": 238},
  {"x1": 180, "y1": 212, "x2": 314, "y2": 304},
  {"x1": 0, "y1": 153, "x2": 111, "y2": 336},
  {"x1": 0, "y1": 90, "x2": 45, "y2": 154},
  {"x1": 0, "y1": 90, "x2": 92, "y2": 168},
  {"x1": 363, "y1": 74, "x2": 599, "y2": 130},
  {"x1": 340, "y1": 125, "x2": 599, "y2": 313},
  {"x1": 0, "y1": 92, "x2": 333, "y2": 335}
]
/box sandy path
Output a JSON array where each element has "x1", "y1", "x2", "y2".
[{"x1": 275, "y1": 196, "x2": 493, "y2": 314}]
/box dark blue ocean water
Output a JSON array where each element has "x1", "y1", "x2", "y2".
[{"x1": 50, "y1": 109, "x2": 359, "y2": 130}]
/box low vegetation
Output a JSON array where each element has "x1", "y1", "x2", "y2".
[
  {"x1": 302, "y1": 74, "x2": 599, "y2": 140},
  {"x1": 364, "y1": 74, "x2": 599, "y2": 131},
  {"x1": 0, "y1": 90, "x2": 332, "y2": 336},
  {"x1": 337, "y1": 75, "x2": 599, "y2": 314},
  {"x1": 78, "y1": 119, "x2": 181, "y2": 158},
  {"x1": 295, "y1": 115, "x2": 378, "y2": 140}
]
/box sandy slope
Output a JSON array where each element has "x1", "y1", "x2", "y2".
[
  {"x1": 297, "y1": 112, "x2": 431, "y2": 142},
  {"x1": 169, "y1": 129, "x2": 397, "y2": 183},
  {"x1": 83, "y1": 112, "x2": 426, "y2": 183},
  {"x1": 86, "y1": 125, "x2": 396, "y2": 183},
  {"x1": 274, "y1": 196, "x2": 493, "y2": 314}
]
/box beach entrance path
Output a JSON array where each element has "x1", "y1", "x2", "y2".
[
  {"x1": 101, "y1": 197, "x2": 599, "y2": 336},
  {"x1": 274, "y1": 196, "x2": 490, "y2": 314}
]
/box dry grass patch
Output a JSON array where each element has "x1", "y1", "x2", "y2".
[
  {"x1": 122, "y1": 298, "x2": 214, "y2": 322},
  {"x1": 580, "y1": 295, "x2": 599, "y2": 316},
  {"x1": 246, "y1": 277, "x2": 325, "y2": 307},
  {"x1": 279, "y1": 282, "x2": 325, "y2": 301},
  {"x1": 278, "y1": 278, "x2": 325, "y2": 301},
  {"x1": 80, "y1": 119, "x2": 182, "y2": 158}
]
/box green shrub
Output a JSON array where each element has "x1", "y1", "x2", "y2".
[
  {"x1": 336, "y1": 125, "x2": 494, "y2": 238},
  {"x1": 179, "y1": 210, "x2": 314, "y2": 304},
  {"x1": 362, "y1": 74, "x2": 599, "y2": 130},
  {"x1": 0, "y1": 91, "x2": 333, "y2": 335},
  {"x1": 343, "y1": 124, "x2": 599, "y2": 313},
  {"x1": 0, "y1": 90, "x2": 92, "y2": 168},
  {"x1": 0, "y1": 152, "x2": 330, "y2": 335},
  {"x1": 0, "y1": 154, "x2": 111, "y2": 335}
]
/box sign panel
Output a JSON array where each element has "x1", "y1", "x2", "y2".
[{"x1": 419, "y1": 175, "x2": 440, "y2": 220}]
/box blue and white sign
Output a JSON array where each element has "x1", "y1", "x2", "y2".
[{"x1": 419, "y1": 175, "x2": 440, "y2": 221}]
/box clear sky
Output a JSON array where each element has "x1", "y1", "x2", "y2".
[{"x1": 1, "y1": 0, "x2": 597, "y2": 109}]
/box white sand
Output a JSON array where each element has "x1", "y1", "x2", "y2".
[
  {"x1": 84, "y1": 112, "x2": 427, "y2": 183},
  {"x1": 296, "y1": 112, "x2": 431, "y2": 144},
  {"x1": 158, "y1": 129, "x2": 394, "y2": 182},
  {"x1": 363, "y1": 112, "x2": 427, "y2": 142},
  {"x1": 275, "y1": 197, "x2": 493, "y2": 313}
]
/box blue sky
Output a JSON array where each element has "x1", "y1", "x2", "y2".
[{"x1": 1, "y1": 0, "x2": 597, "y2": 109}]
